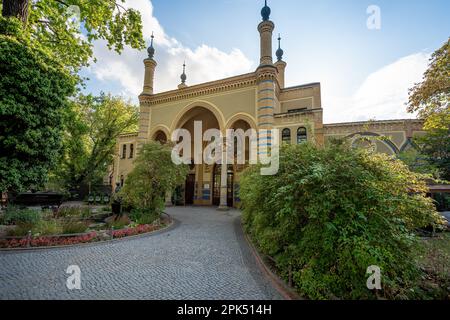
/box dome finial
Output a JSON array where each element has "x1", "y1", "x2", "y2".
[
  {"x1": 147, "y1": 31, "x2": 155, "y2": 59},
  {"x1": 276, "y1": 33, "x2": 284, "y2": 61},
  {"x1": 261, "y1": 0, "x2": 271, "y2": 21},
  {"x1": 181, "y1": 61, "x2": 187, "y2": 84}
]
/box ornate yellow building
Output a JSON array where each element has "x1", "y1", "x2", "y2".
[{"x1": 111, "y1": 2, "x2": 424, "y2": 209}]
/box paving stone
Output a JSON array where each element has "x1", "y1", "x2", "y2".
[{"x1": 0, "y1": 207, "x2": 283, "y2": 300}]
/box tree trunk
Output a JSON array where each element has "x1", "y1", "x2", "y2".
[{"x1": 2, "y1": 0, "x2": 30, "y2": 25}]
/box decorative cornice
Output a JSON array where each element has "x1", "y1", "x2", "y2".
[
  {"x1": 258, "y1": 20, "x2": 275, "y2": 33},
  {"x1": 118, "y1": 132, "x2": 139, "y2": 139},
  {"x1": 139, "y1": 72, "x2": 257, "y2": 106},
  {"x1": 324, "y1": 119, "x2": 424, "y2": 134}
]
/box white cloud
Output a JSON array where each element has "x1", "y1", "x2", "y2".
[
  {"x1": 324, "y1": 52, "x2": 430, "y2": 123},
  {"x1": 86, "y1": 0, "x2": 253, "y2": 98}
]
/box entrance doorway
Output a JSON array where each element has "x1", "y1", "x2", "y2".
[
  {"x1": 212, "y1": 165, "x2": 234, "y2": 207},
  {"x1": 185, "y1": 174, "x2": 195, "y2": 205}
]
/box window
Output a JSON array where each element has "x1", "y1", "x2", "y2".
[
  {"x1": 297, "y1": 127, "x2": 307, "y2": 144},
  {"x1": 122, "y1": 144, "x2": 127, "y2": 159},
  {"x1": 120, "y1": 175, "x2": 124, "y2": 187},
  {"x1": 282, "y1": 128, "x2": 291, "y2": 144},
  {"x1": 129, "y1": 144, "x2": 134, "y2": 159}
]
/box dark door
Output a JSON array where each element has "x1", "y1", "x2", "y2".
[
  {"x1": 185, "y1": 174, "x2": 195, "y2": 205},
  {"x1": 212, "y1": 165, "x2": 234, "y2": 207},
  {"x1": 213, "y1": 165, "x2": 221, "y2": 206}
]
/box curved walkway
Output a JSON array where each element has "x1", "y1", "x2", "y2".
[{"x1": 0, "y1": 207, "x2": 282, "y2": 300}]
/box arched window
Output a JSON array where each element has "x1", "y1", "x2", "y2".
[
  {"x1": 282, "y1": 128, "x2": 291, "y2": 144},
  {"x1": 297, "y1": 127, "x2": 307, "y2": 144},
  {"x1": 121, "y1": 144, "x2": 127, "y2": 159},
  {"x1": 129, "y1": 144, "x2": 134, "y2": 159},
  {"x1": 154, "y1": 131, "x2": 167, "y2": 144}
]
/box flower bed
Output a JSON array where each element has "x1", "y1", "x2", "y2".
[
  {"x1": 112, "y1": 224, "x2": 157, "y2": 239},
  {"x1": 0, "y1": 232, "x2": 97, "y2": 249},
  {"x1": 0, "y1": 218, "x2": 172, "y2": 249}
]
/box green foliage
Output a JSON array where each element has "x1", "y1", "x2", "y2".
[
  {"x1": 1, "y1": 0, "x2": 145, "y2": 74},
  {"x1": 61, "y1": 220, "x2": 88, "y2": 234},
  {"x1": 408, "y1": 39, "x2": 449, "y2": 131},
  {"x1": 398, "y1": 147, "x2": 441, "y2": 178},
  {"x1": 51, "y1": 93, "x2": 139, "y2": 190},
  {"x1": 1, "y1": 207, "x2": 41, "y2": 225},
  {"x1": 33, "y1": 219, "x2": 63, "y2": 236},
  {"x1": 129, "y1": 208, "x2": 159, "y2": 225},
  {"x1": 0, "y1": 34, "x2": 75, "y2": 193},
  {"x1": 120, "y1": 142, "x2": 189, "y2": 215},
  {"x1": 57, "y1": 206, "x2": 91, "y2": 218},
  {"x1": 406, "y1": 39, "x2": 450, "y2": 181},
  {"x1": 240, "y1": 141, "x2": 444, "y2": 299},
  {"x1": 414, "y1": 127, "x2": 450, "y2": 181},
  {"x1": 7, "y1": 222, "x2": 34, "y2": 237},
  {"x1": 107, "y1": 216, "x2": 130, "y2": 230}
]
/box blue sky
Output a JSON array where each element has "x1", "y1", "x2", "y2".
[{"x1": 83, "y1": 0, "x2": 450, "y2": 123}]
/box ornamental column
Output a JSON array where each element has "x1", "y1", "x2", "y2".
[
  {"x1": 256, "y1": 1, "x2": 277, "y2": 152},
  {"x1": 218, "y1": 137, "x2": 229, "y2": 211},
  {"x1": 138, "y1": 33, "x2": 157, "y2": 150}
]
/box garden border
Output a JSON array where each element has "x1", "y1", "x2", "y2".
[
  {"x1": 0, "y1": 215, "x2": 178, "y2": 252},
  {"x1": 240, "y1": 221, "x2": 302, "y2": 300}
]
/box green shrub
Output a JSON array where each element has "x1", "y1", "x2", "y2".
[
  {"x1": 62, "y1": 220, "x2": 89, "y2": 234},
  {"x1": 2, "y1": 207, "x2": 41, "y2": 225},
  {"x1": 129, "y1": 209, "x2": 159, "y2": 225},
  {"x1": 240, "y1": 141, "x2": 444, "y2": 300},
  {"x1": 107, "y1": 216, "x2": 130, "y2": 230},
  {"x1": 58, "y1": 207, "x2": 91, "y2": 218},
  {"x1": 7, "y1": 223, "x2": 34, "y2": 237},
  {"x1": 33, "y1": 220, "x2": 63, "y2": 236},
  {"x1": 120, "y1": 142, "x2": 189, "y2": 214}
]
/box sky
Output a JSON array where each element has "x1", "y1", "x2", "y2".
[{"x1": 81, "y1": 0, "x2": 450, "y2": 123}]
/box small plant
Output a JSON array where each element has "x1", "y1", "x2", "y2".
[
  {"x1": 33, "y1": 220, "x2": 63, "y2": 236},
  {"x1": 107, "y1": 216, "x2": 130, "y2": 230},
  {"x1": 7, "y1": 223, "x2": 34, "y2": 237},
  {"x1": 62, "y1": 220, "x2": 89, "y2": 234},
  {"x1": 58, "y1": 206, "x2": 91, "y2": 219},
  {"x1": 2, "y1": 207, "x2": 41, "y2": 225},
  {"x1": 129, "y1": 209, "x2": 159, "y2": 225}
]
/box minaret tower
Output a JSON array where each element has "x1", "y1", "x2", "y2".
[
  {"x1": 256, "y1": 0, "x2": 278, "y2": 152},
  {"x1": 275, "y1": 34, "x2": 287, "y2": 89},
  {"x1": 142, "y1": 32, "x2": 157, "y2": 95},
  {"x1": 138, "y1": 32, "x2": 157, "y2": 148}
]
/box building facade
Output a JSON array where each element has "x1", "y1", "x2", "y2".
[{"x1": 111, "y1": 2, "x2": 424, "y2": 209}]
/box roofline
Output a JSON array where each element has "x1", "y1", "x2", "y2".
[
  {"x1": 140, "y1": 72, "x2": 257, "y2": 99},
  {"x1": 324, "y1": 119, "x2": 424, "y2": 127},
  {"x1": 282, "y1": 82, "x2": 321, "y2": 91}
]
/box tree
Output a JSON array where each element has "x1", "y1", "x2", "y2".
[
  {"x1": 240, "y1": 141, "x2": 444, "y2": 299},
  {"x1": 54, "y1": 93, "x2": 138, "y2": 190},
  {"x1": 1, "y1": 0, "x2": 145, "y2": 73},
  {"x1": 0, "y1": 30, "x2": 75, "y2": 193},
  {"x1": 408, "y1": 39, "x2": 449, "y2": 130},
  {"x1": 120, "y1": 142, "x2": 189, "y2": 216},
  {"x1": 1, "y1": 0, "x2": 29, "y2": 25},
  {"x1": 407, "y1": 39, "x2": 450, "y2": 180}
]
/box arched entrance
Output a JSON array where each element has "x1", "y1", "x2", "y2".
[
  {"x1": 173, "y1": 106, "x2": 223, "y2": 207},
  {"x1": 212, "y1": 164, "x2": 234, "y2": 207}
]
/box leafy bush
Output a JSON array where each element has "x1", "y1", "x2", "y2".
[
  {"x1": 62, "y1": 220, "x2": 89, "y2": 234},
  {"x1": 129, "y1": 209, "x2": 160, "y2": 225},
  {"x1": 107, "y1": 216, "x2": 131, "y2": 230},
  {"x1": 33, "y1": 220, "x2": 63, "y2": 236},
  {"x1": 2, "y1": 207, "x2": 41, "y2": 225},
  {"x1": 240, "y1": 141, "x2": 444, "y2": 299},
  {"x1": 7, "y1": 223, "x2": 34, "y2": 237},
  {"x1": 120, "y1": 142, "x2": 189, "y2": 214},
  {"x1": 58, "y1": 207, "x2": 91, "y2": 218}
]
